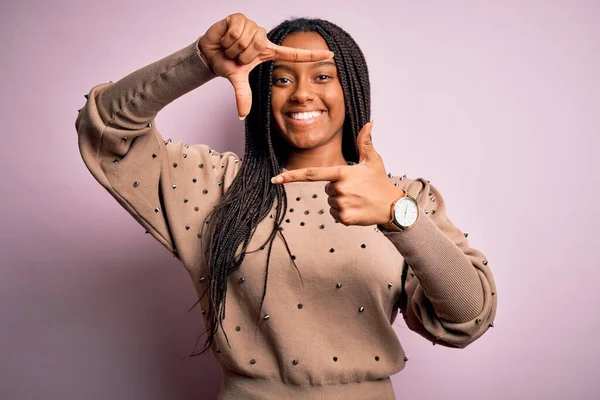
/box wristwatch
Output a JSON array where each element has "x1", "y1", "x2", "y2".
[{"x1": 378, "y1": 190, "x2": 420, "y2": 232}]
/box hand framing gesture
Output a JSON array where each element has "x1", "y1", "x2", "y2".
[
  {"x1": 271, "y1": 122, "x2": 405, "y2": 226},
  {"x1": 199, "y1": 13, "x2": 335, "y2": 119}
]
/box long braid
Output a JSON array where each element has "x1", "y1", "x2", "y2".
[{"x1": 185, "y1": 17, "x2": 371, "y2": 359}]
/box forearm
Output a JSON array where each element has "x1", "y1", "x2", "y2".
[
  {"x1": 94, "y1": 36, "x2": 218, "y2": 129},
  {"x1": 383, "y1": 208, "x2": 485, "y2": 323}
]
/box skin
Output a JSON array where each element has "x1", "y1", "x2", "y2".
[
  {"x1": 269, "y1": 32, "x2": 406, "y2": 227},
  {"x1": 200, "y1": 14, "x2": 407, "y2": 228},
  {"x1": 270, "y1": 32, "x2": 347, "y2": 171},
  {"x1": 199, "y1": 13, "x2": 335, "y2": 119},
  {"x1": 272, "y1": 120, "x2": 406, "y2": 227}
]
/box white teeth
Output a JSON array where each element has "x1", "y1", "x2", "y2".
[{"x1": 290, "y1": 111, "x2": 323, "y2": 120}]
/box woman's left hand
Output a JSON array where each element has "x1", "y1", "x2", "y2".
[{"x1": 271, "y1": 121, "x2": 405, "y2": 226}]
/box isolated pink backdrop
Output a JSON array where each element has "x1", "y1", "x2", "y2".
[{"x1": 1, "y1": 0, "x2": 598, "y2": 399}]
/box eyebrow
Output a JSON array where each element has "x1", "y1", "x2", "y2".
[{"x1": 273, "y1": 61, "x2": 337, "y2": 72}]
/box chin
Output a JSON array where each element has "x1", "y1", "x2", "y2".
[{"x1": 284, "y1": 131, "x2": 328, "y2": 149}]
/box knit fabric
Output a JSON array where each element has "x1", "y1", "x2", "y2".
[{"x1": 76, "y1": 36, "x2": 497, "y2": 400}]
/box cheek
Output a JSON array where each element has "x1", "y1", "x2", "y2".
[{"x1": 322, "y1": 89, "x2": 345, "y2": 121}]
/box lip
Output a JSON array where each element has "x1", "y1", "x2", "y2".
[
  {"x1": 284, "y1": 110, "x2": 326, "y2": 127},
  {"x1": 286, "y1": 108, "x2": 325, "y2": 114}
]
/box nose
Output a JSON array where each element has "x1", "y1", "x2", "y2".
[{"x1": 289, "y1": 78, "x2": 315, "y2": 103}]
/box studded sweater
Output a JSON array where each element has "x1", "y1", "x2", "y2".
[{"x1": 75, "y1": 36, "x2": 498, "y2": 400}]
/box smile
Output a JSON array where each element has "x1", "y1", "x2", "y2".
[{"x1": 284, "y1": 111, "x2": 325, "y2": 127}]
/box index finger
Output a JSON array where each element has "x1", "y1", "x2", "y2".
[
  {"x1": 271, "y1": 166, "x2": 344, "y2": 184},
  {"x1": 266, "y1": 43, "x2": 334, "y2": 62}
]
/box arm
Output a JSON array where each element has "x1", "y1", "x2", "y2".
[
  {"x1": 75, "y1": 36, "x2": 241, "y2": 274},
  {"x1": 90, "y1": 36, "x2": 217, "y2": 128},
  {"x1": 384, "y1": 176, "x2": 498, "y2": 348}
]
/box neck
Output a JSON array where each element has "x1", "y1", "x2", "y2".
[
  {"x1": 283, "y1": 155, "x2": 348, "y2": 171},
  {"x1": 281, "y1": 141, "x2": 347, "y2": 171},
  {"x1": 276, "y1": 127, "x2": 349, "y2": 171}
]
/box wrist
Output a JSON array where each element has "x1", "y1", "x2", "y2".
[
  {"x1": 195, "y1": 36, "x2": 217, "y2": 78},
  {"x1": 378, "y1": 187, "x2": 405, "y2": 225}
]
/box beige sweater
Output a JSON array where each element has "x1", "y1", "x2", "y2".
[{"x1": 76, "y1": 36, "x2": 497, "y2": 400}]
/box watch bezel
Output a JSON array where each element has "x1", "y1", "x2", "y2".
[
  {"x1": 378, "y1": 191, "x2": 420, "y2": 233},
  {"x1": 392, "y1": 193, "x2": 419, "y2": 230}
]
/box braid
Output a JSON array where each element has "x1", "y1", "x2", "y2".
[{"x1": 184, "y1": 17, "x2": 371, "y2": 360}]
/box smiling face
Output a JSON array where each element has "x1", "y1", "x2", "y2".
[{"x1": 270, "y1": 32, "x2": 346, "y2": 162}]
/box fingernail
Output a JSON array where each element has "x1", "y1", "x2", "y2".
[
  {"x1": 239, "y1": 115, "x2": 246, "y2": 121},
  {"x1": 271, "y1": 176, "x2": 283, "y2": 184}
]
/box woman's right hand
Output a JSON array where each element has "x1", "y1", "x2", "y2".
[{"x1": 199, "y1": 13, "x2": 334, "y2": 120}]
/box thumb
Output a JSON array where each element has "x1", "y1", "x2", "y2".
[
  {"x1": 357, "y1": 121, "x2": 376, "y2": 164},
  {"x1": 227, "y1": 72, "x2": 252, "y2": 120}
]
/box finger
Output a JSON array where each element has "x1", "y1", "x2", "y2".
[
  {"x1": 224, "y1": 21, "x2": 257, "y2": 60},
  {"x1": 227, "y1": 72, "x2": 252, "y2": 119},
  {"x1": 264, "y1": 42, "x2": 334, "y2": 62},
  {"x1": 324, "y1": 182, "x2": 337, "y2": 197},
  {"x1": 271, "y1": 165, "x2": 343, "y2": 184},
  {"x1": 205, "y1": 18, "x2": 229, "y2": 47},
  {"x1": 329, "y1": 208, "x2": 341, "y2": 223},
  {"x1": 237, "y1": 28, "x2": 267, "y2": 65},
  {"x1": 220, "y1": 14, "x2": 247, "y2": 49},
  {"x1": 327, "y1": 196, "x2": 339, "y2": 210}
]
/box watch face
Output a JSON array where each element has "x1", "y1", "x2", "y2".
[{"x1": 394, "y1": 197, "x2": 418, "y2": 227}]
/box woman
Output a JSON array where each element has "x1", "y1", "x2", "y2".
[{"x1": 76, "y1": 13, "x2": 497, "y2": 400}]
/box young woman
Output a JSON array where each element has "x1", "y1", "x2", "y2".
[{"x1": 76, "y1": 13, "x2": 497, "y2": 400}]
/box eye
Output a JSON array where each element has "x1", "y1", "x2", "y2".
[
  {"x1": 273, "y1": 77, "x2": 291, "y2": 85},
  {"x1": 316, "y1": 74, "x2": 332, "y2": 81}
]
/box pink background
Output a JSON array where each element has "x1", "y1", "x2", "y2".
[{"x1": 1, "y1": 0, "x2": 598, "y2": 399}]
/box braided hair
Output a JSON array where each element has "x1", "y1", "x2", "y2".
[{"x1": 187, "y1": 17, "x2": 371, "y2": 358}]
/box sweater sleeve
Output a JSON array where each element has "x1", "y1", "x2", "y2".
[
  {"x1": 75, "y1": 36, "x2": 242, "y2": 275},
  {"x1": 384, "y1": 176, "x2": 498, "y2": 349}
]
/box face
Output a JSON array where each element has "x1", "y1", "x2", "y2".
[{"x1": 270, "y1": 32, "x2": 345, "y2": 152}]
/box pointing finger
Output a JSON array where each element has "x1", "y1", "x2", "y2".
[{"x1": 271, "y1": 165, "x2": 344, "y2": 184}]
